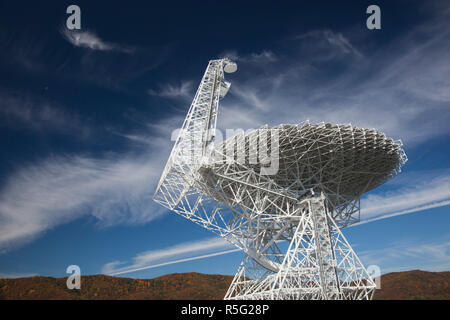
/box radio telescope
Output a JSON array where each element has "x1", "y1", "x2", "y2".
[{"x1": 153, "y1": 58, "x2": 407, "y2": 300}]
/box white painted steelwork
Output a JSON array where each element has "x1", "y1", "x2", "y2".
[{"x1": 153, "y1": 59, "x2": 407, "y2": 300}]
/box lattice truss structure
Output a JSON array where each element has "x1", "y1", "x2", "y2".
[{"x1": 153, "y1": 59, "x2": 408, "y2": 300}]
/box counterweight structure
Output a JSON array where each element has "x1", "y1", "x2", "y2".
[{"x1": 153, "y1": 59, "x2": 407, "y2": 300}]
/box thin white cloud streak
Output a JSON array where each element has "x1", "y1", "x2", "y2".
[
  {"x1": 352, "y1": 173, "x2": 450, "y2": 226},
  {"x1": 61, "y1": 29, "x2": 133, "y2": 53},
  {"x1": 130, "y1": 237, "x2": 231, "y2": 266},
  {"x1": 353, "y1": 200, "x2": 450, "y2": 228},
  {"x1": 108, "y1": 249, "x2": 239, "y2": 276},
  {"x1": 102, "y1": 237, "x2": 234, "y2": 275},
  {"x1": 360, "y1": 175, "x2": 450, "y2": 220}
]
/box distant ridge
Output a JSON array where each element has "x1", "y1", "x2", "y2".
[
  {"x1": 374, "y1": 270, "x2": 450, "y2": 300},
  {"x1": 0, "y1": 270, "x2": 449, "y2": 300},
  {"x1": 0, "y1": 272, "x2": 233, "y2": 300}
]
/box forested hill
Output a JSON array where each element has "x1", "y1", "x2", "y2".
[{"x1": 0, "y1": 270, "x2": 449, "y2": 300}]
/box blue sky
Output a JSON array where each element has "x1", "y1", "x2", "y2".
[{"x1": 0, "y1": 0, "x2": 450, "y2": 279}]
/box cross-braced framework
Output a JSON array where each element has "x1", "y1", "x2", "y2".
[
  {"x1": 223, "y1": 195, "x2": 376, "y2": 300},
  {"x1": 153, "y1": 59, "x2": 407, "y2": 300}
]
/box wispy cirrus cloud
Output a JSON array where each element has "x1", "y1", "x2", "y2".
[
  {"x1": 216, "y1": 8, "x2": 450, "y2": 146},
  {"x1": 61, "y1": 29, "x2": 134, "y2": 53},
  {"x1": 0, "y1": 89, "x2": 185, "y2": 253},
  {"x1": 0, "y1": 27, "x2": 166, "y2": 91},
  {"x1": 147, "y1": 81, "x2": 194, "y2": 100},
  {"x1": 221, "y1": 49, "x2": 278, "y2": 64},
  {"x1": 358, "y1": 174, "x2": 450, "y2": 224},
  {"x1": 358, "y1": 235, "x2": 450, "y2": 274},
  {"x1": 0, "y1": 139, "x2": 171, "y2": 253},
  {"x1": 294, "y1": 30, "x2": 363, "y2": 58},
  {"x1": 0, "y1": 89, "x2": 90, "y2": 136}
]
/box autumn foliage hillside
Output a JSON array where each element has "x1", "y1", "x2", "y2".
[
  {"x1": 373, "y1": 270, "x2": 450, "y2": 300},
  {"x1": 0, "y1": 272, "x2": 233, "y2": 300},
  {"x1": 0, "y1": 270, "x2": 449, "y2": 300}
]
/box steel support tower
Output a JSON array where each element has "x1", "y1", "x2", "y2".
[{"x1": 154, "y1": 58, "x2": 406, "y2": 300}]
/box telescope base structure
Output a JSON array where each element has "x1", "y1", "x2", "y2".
[{"x1": 224, "y1": 197, "x2": 376, "y2": 300}]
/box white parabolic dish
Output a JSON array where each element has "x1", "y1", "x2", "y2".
[
  {"x1": 153, "y1": 58, "x2": 408, "y2": 300},
  {"x1": 208, "y1": 122, "x2": 407, "y2": 221}
]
